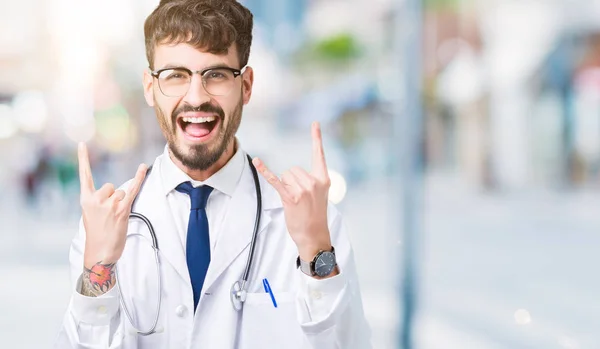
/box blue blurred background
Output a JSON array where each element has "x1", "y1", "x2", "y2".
[{"x1": 1, "y1": 0, "x2": 600, "y2": 348}]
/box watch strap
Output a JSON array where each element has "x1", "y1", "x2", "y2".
[{"x1": 296, "y1": 256, "x2": 313, "y2": 276}]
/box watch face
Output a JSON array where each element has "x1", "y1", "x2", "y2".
[{"x1": 314, "y1": 251, "x2": 336, "y2": 277}]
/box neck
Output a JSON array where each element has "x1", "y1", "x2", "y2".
[{"x1": 169, "y1": 140, "x2": 237, "y2": 182}]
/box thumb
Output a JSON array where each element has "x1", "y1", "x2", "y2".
[{"x1": 252, "y1": 157, "x2": 290, "y2": 200}]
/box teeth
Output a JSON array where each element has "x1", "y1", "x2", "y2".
[{"x1": 182, "y1": 116, "x2": 216, "y2": 123}]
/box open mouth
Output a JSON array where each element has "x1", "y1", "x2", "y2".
[{"x1": 177, "y1": 115, "x2": 219, "y2": 142}]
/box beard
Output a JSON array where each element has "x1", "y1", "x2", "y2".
[{"x1": 155, "y1": 94, "x2": 243, "y2": 171}]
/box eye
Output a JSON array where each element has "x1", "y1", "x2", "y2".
[
  {"x1": 159, "y1": 69, "x2": 190, "y2": 81},
  {"x1": 166, "y1": 72, "x2": 187, "y2": 80},
  {"x1": 207, "y1": 71, "x2": 226, "y2": 79},
  {"x1": 204, "y1": 69, "x2": 234, "y2": 82}
]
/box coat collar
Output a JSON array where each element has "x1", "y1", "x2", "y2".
[{"x1": 159, "y1": 141, "x2": 245, "y2": 198}]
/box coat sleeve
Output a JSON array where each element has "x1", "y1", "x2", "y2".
[
  {"x1": 294, "y1": 204, "x2": 373, "y2": 348},
  {"x1": 53, "y1": 219, "x2": 129, "y2": 349}
]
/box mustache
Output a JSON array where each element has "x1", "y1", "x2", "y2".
[{"x1": 172, "y1": 103, "x2": 225, "y2": 122}]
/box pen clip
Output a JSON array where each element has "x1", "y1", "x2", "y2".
[{"x1": 262, "y1": 278, "x2": 277, "y2": 308}]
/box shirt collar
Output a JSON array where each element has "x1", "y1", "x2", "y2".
[{"x1": 160, "y1": 140, "x2": 245, "y2": 197}]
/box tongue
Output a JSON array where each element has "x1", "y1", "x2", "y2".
[{"x1": 185, "y1": 123, "x2": 212, "y2": 137}]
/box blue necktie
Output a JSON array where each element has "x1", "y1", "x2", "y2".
[{"x1": 176, "y1": 182, "x2": 213, "y2": 311}]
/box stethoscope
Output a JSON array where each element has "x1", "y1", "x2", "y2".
[{"x1": 116, "y1": 154, "x2": 262, "y2": 336}]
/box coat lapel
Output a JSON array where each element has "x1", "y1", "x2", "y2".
[
  {"x1": 202, "y1": 155, "x2": 282, "y2": 292},
  {"x1": 131, "y1": 157, "x2": 191, "y2": 285}
]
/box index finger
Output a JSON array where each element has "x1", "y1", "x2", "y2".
[
  {"x1": 311, "y1": 122, "x2": 328, "y2": 177},
  {"x1": 123, "y1": 163, "x2": 148, "y2": 206},
  {"x1": 78, "y1": 142, "x2": 95, "y2": 194}
]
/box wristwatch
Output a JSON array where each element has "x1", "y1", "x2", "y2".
[{"x1": 296, "y1": 246, "x2": 337, "y2": 277}]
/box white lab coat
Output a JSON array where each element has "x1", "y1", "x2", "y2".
[{"x1": 54, "y1": 151, "x2": 371, "y2": 349}]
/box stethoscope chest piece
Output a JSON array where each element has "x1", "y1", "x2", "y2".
[{"x1": 230, "y1": 280, "x2": 247, "y2": 311}]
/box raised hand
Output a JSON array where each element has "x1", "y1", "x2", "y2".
[
  {"x1": 78, "y1": 142, "x2": 147, "y2": 296},
  {"x1": 252, "y1": 122, "x2": 333, "y2": 264}
]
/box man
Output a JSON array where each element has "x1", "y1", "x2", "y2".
[{"x1": 55, "y1": 0, "x2": 371, "y2": 348}]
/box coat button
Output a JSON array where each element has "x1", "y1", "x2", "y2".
[
  {"x1": 175, "y1": 305, "x2": 187, "y2": 317},
  {"x1": 311, "y1": 290, "x2": 322, "y2": 300}
]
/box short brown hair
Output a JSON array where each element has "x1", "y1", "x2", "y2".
[{"x1": 144, "y1": 0, "x2": 253, "y2": 69}]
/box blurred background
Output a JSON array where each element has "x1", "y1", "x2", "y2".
[{"x1": 1, "y1": 0, "x2": 599, "y2": 348}]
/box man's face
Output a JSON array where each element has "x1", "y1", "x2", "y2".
[{"x1": 143, "y1": 43, "x2": 253, "y2": 171}]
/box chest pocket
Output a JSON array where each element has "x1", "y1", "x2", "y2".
[{"x1": 238, "y1": 292, "x2": 309, "y2": 349}]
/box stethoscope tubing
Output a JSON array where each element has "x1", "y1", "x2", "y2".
[{"x1": 242, "y1": 155, "x2": 262, "y2": 283}]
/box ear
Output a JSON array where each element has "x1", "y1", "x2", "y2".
[
  {"x1": 143, "y1": 70, "x2": 155, "y2": 107},
  {"x1": 241, "y1": 66, "x2": 254, "y2": 105}
]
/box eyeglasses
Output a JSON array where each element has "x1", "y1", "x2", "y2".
[{"x1": 150, "y1": 66, "x2": 246, "y2": 97}]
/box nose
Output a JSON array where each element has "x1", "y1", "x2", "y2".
[{"x1": 182, "y1": 74, "x2": 210, "y2": 106}]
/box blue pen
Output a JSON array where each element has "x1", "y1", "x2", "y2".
[{"x1": 262, "y1": 278, "x2": 277, "y2": 308}]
